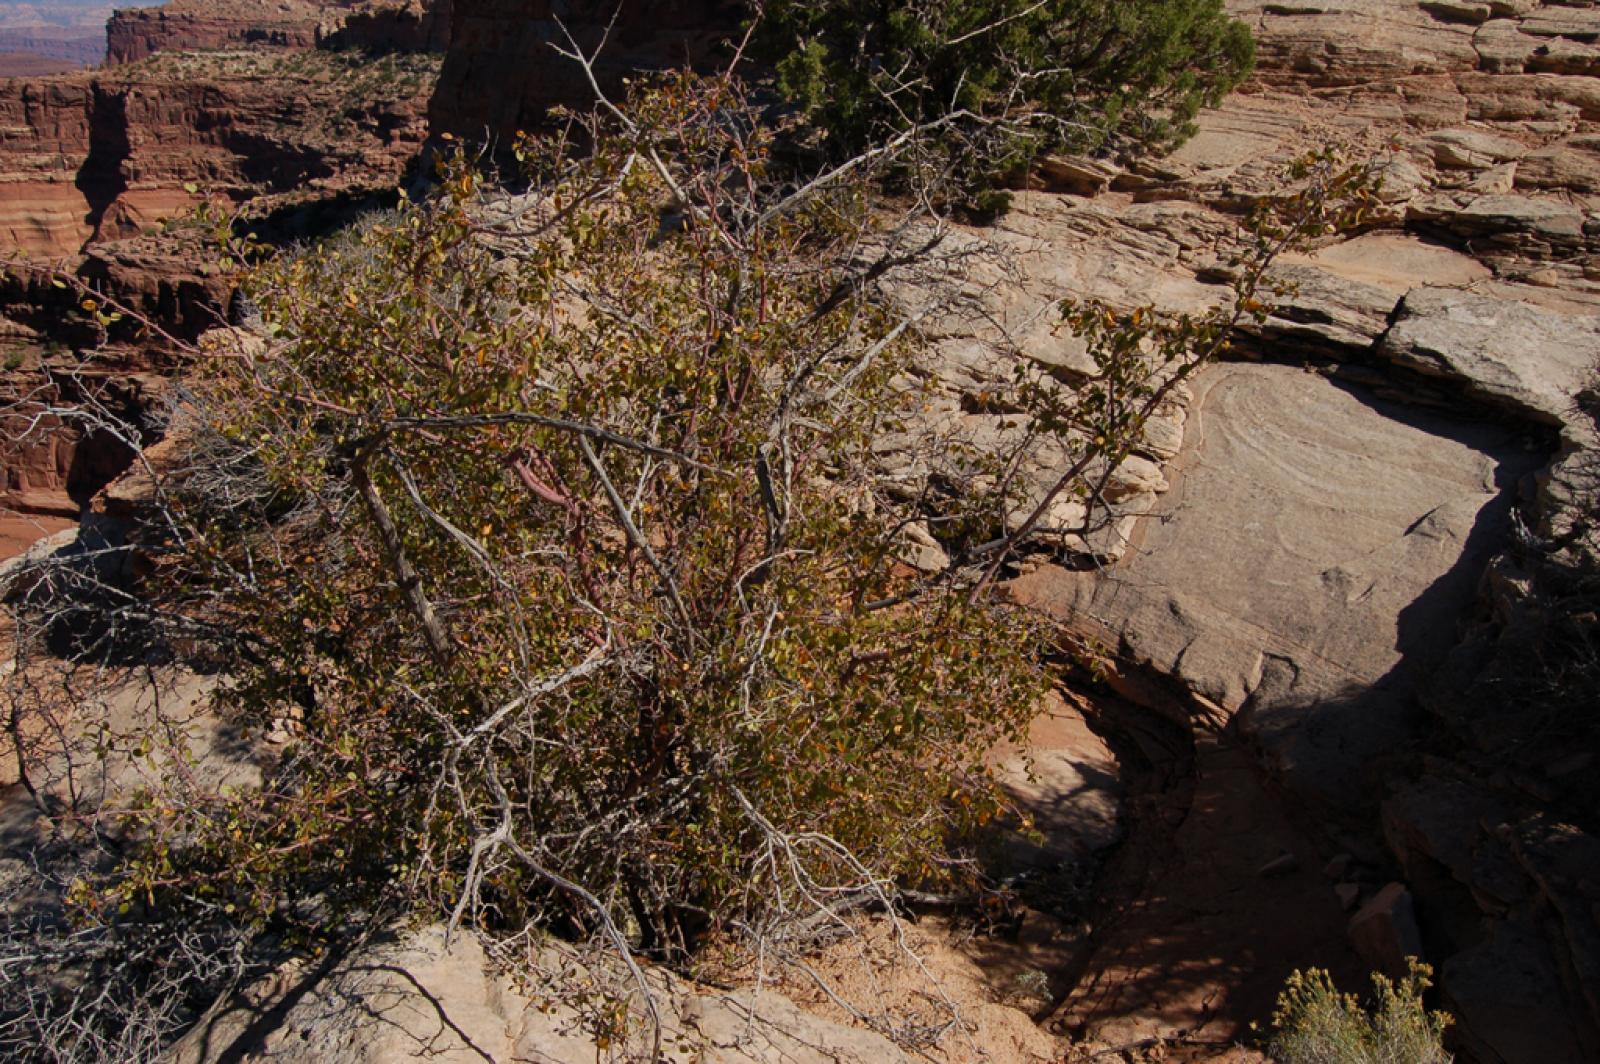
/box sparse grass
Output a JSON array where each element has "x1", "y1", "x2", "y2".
[{"x1": 1267, "y1": 959, "x2": 1452, "y2": 1064}]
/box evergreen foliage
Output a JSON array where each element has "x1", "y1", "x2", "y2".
[{"x1": 754, "y1": 0, "x2": 1254, "y2": 207}]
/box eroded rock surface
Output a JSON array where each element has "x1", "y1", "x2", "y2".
[
  {"x1": 167, "y1": 923, "x2": 1063, "y2": 1064},
  {"x1": 1019, "y1": 364, "x2": 1538, "y2": 807}
]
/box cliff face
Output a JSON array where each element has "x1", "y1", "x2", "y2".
[
  {"x1": 329, "y1": 0, "x2": 453, "y2": 53},
  {"x1": 428, "y1": 0, "x2": 737, "y2": 141},
  {"x1": 105, "y1": 1, "x2": 329, "y2": 66},
  {"x1": 1, "y1": 5, "x2": 445, "y2": 522},
  {"x1": 0, "y1": 78, "x2": 97, "y2": 256},
  {"x1": 0, "y1": 48, "x2": 439, "y2": 259},
  {"x1": 106, "y1": 0, "x2": 454, "y2": 66}
]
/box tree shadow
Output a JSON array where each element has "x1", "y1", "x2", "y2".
[{"x1": 1234, "y1": 376, "x2": 1550, "y2": 822}]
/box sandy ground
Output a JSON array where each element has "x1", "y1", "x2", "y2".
[{"x1": 0, "y1": 513, "x2": 75, "y2": 564}]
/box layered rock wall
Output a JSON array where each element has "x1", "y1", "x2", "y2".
[
  {"x1": 327, "y1": 0, "x2": 453, "y2": 53},
  {"x1": 105, "y1": 2, "x2": 329, "y2": 66},
  {"x1": 0, "y1": 78, "x2": 96, "y2": 256},
  {"x1": 2, "y1": 4, "x2": 446, "y2": 524},
  {"x1": 0, "y1": 53, "x2": 437, "y2": 260},
  {"x1": 0, "y1": 28, "x2": 105, "y2": 68},
  {"x1": 106, "y1": 1, "x2": 454, "y2": 66}
]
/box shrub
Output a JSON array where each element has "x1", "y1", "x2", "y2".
[
  {"x1": 110, "y1": 75, "x2": 1045, "y2": 989},
  {"x1": 1269, "y1": 959, "x2": 1453, "y2": 1064},
  {"x1": 0, "y1": 65, "x2": 1378, "y2": 1056},
  {"x1": 753, "y1": 0, "x2": 1254, "y2": 207}
]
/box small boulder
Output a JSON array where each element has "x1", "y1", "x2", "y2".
[{"x1": 1348, "y1": 882, "x2": 1426, "y2": 979}]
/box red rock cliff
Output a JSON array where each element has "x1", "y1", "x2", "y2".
[
  {"x1": 107, "y1": 0, "x2": 454, "y2": 66},
  {"x1": 1, "y1": 49, "x2": 439, "y2": 260},
  {"x1": 105, "y1": 1, "x2": 331, "y2": 66},
  {"x1": 2, "y1": 23, "x2": 443, "y2": 520}
]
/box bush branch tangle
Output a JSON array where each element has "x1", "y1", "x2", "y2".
[
  {"x1": 85, "y1": 74, "x2": 1045, "y2": 1053},
  {"x1": 0, "y1": 46, "x2": 1379, "y2": 1056}
]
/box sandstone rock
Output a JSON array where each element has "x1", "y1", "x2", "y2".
[
  {"x1": 325, "y1": 0, "x2": 454, "y2": 53},
  {"x1": 1104, "y1": 455, "x2": 1169, "y2": 502},
  {"x1": 1383, "y1": 777, "x2": 1532, "y2": 917},
  {"x1": 1421, "y1": 0, "x2": 1492, "y2": 25},
  {"x1": 1485, "y1": 0, "x2": 1536, "y2": 17},
  {"x1": 106, "y1": 0, "x2": 453, "y2": 66},
  {"x1": 1138, "y1": 404, "x2": 1187, "y2": 462},
  {"x1": 1465, "y1": 161, "x2": 1519, "y2": 194},
  {"x1": 1409, "y1": 193, "x2": 1592, "y2": 261},
  {"x1": 1515, "y1": 137, "x2": 1600, "y2": 193},
  {"x1": 1473, "y1": 18, "x2": 1544, "y2": 73},
  {"x1": 1376, "y1": 286, "x2": 1600, "y2": 427},
  {"x1": 1032, "y1": 154, "x2": 1119, "y2": 197},
  {"x1": 1239, "y1": 0, "x2": 1481, "y2": 87},
  {"x1": 0, "y1": 50, "x2": 438, "y2": 260},
  {"x1": 990, "y1": 690, "x2": 1124, "y2": 869},
  {"x1": 1019, "y1": 319, "x2": 1097, "y2": 385},
  {"x1": 1372, "y1": 152, "x2": 1431, "y2": 203},
  {"x1": 898, "y1": 521, "x2": 950, "y2": 573},
  {"x1": 167, "y1": 925, "x2": 960, "y2": 1064},
  {"x1": 1528, "y1": 37, "x2": 1600, "y2": 77},
  {"x1": 106, "y1": 1, "x2": 327, "y2": 65},
  {"x1": 0, "y1": 526, "x2": 77, "y2": 597},
  {"x1": 1422, "y1": 127, "x2": 1528, "y2": 169},
  {"x1": 1335, "y1": 882, "x2": 1361, "y2": 910},
  {"x1": 1443, "y1": 920, "x2": 1599, "y2": 1064},
  {"x1": 1519, "y1": 8, "x2": 1600, "y2": 44},
  {"x1": 1253, "y1": 261, "x2": 1403, "y2": 354},
  {"x1": 1297, "y1": 232, "x2": 1491, "y2": 292},
  {"x1": 1015, "y1": 363, "x2": 1534, "y2": 813},
  {"x1": 1347, "y1": 882, "x2": 1426, "y2": 978}
]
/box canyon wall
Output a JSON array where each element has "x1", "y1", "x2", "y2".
[
  {"x1": 0, "y1": 27, "x2": 105, "y2": 68},
  {"x1": 105, "y1": 1, "x2": 330, "y2": 66},
  {"x1": 0, "y1": 77, "x2": 96, "y2": 256},
  {"x1": 106, "y1": 1, "x2": 454, "y2": 66},
  {"x1": 326, "y1": 0, "x2": 453, "y2": 53},
  {"x1": 0, "y1": 50, "x2": 437, "y2": 258},
  {"x1": 2, "y1": 2, "x2": 446, "y2": 526}
]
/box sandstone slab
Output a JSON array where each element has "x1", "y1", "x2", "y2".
[
  {"x1": 1012, "y1": 363, "x2": 1537, "y2": 811},
  {"x1": 1377, "y1": 286, "x2": 1600, "y2": 427}
]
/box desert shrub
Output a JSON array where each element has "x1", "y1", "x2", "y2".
[
  {"x1": 103, "y1": 74, "x2": 1044, "y2": 993},
  {"x1": 1269, "y1": 959, "x2": 1452, "y2": 1064},
  {"x1": 753, "y1": 0, "x2": 1254, "y2": 209},
  {"x1": 0, "y1": 61, "x2": 1380, "y2": 1055}
]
